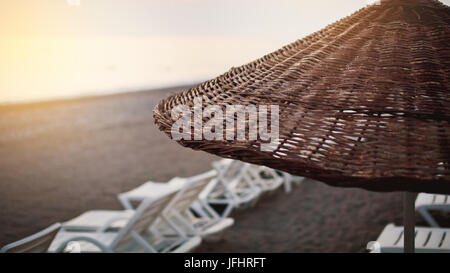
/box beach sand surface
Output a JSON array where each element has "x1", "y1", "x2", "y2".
[{"x1": 0, "y1": 87, "x2": 435, "y2": 252}]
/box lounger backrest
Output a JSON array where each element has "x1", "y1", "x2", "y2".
[
  {"x1": 168, "y1": 170, "x2": 217, "y2": 213},
  {"x1": 111, "y1": 191, "x2": 178, "y2": 250},
  {"x1": 0, "y1": 223, "x2": 61, "y2": 253}
]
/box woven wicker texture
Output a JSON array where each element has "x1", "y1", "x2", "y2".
[{"x1": 154, "y1": 0, "x2": 450, "y2": 194}]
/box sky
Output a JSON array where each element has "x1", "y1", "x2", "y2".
[
  {"x1": 1, "y1": 0, "x2": 449, "y2": 103},
  {"x1": 8, "y1": 0, "x2": 450, "y2": 38}
]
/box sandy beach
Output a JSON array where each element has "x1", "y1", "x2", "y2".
[{"x1": 0, "y1": 87, "x2": 442, "y2": 252}]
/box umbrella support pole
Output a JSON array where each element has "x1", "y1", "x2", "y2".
[{"x1": 403, "y1": 192, "x2": 417, "y2": 253}]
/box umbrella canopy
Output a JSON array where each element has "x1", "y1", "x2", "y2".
[{"x1": 154, "y1": 0, "x2": 450, "y2": 194}]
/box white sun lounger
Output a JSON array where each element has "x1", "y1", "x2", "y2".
[
  {"x1": 196, "y1": 159, "x2": 262, "y2": 218},
  {"x1": 373, "y1": 223, "x2": 450, "y2": 253},
  {"x1": 415, "y1": 193, "x2": 450, "y2": 227},
  {"x1": 63, "y1": 170, "x2": 232, "y2": 242},
  {"x1": 49, "y1": 192, "x2": 201, "y2": 253},
  {"x1": 1, "y1": 223, "x2": 61, "y2": 253},
  {"x1": 213, "y1": 159, "x2": 302, "y2": 194},
  {"x1": 151, "y1": 170, "x2": 234, "y2": 239},
  {"x1": 117, "y1": 170, "x2": 234, "y2": 237}
]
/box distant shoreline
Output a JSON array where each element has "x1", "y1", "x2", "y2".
[{"x1": 0, "y1": 83, "x2": 197, "y2": 111}]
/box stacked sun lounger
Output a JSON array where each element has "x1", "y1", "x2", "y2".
[
  {"x1": 1, "y1": 160, "x2": 304, "y2": 253},
  {"x1": 370, "y1": 193, "x2": 450, "y2": 253}
]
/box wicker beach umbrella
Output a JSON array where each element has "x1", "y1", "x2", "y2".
[{"x1": 154, "y1": 0, "x2": 449, "y2": 252}]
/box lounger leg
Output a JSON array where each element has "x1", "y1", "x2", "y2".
[
  {"x1": 191, "y1": 201, "x2": 210, "y2": 218},
  {"x1": 283, "y1": 173, "x2": 292, "y2": 193},
  {"x1": 221, "y1": 202, "x2": 234, "y2": 218},
  {"x1": 403, "y1": 192, "x2": 417, "y2": 253}
]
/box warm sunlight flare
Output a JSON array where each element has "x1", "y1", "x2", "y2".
[{"x1": 4, "y1": 0, "x2": 448, "y2": 103}]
